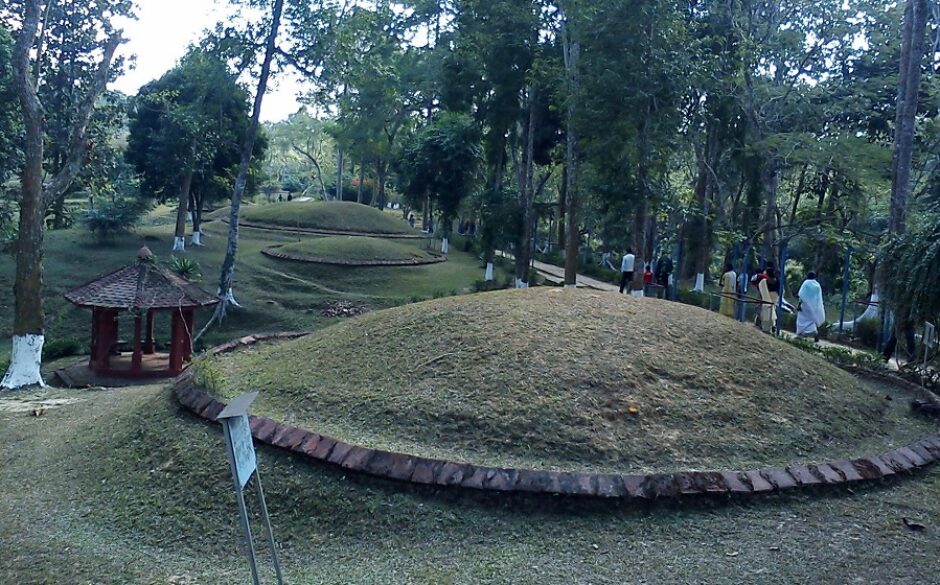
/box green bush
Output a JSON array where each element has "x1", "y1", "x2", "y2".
[
  {"x1": 170, "y1": 256, "x2": 202, "y2": 280},
  {"x1": 192, "y1": 357, "x2": 223, "y2": 393},
  {"x1": 83, "y1": 198, "x2": 146, "y2": 243},
  {"x1": 783, "y1": 336, "x2": 885, "y2": 370},
  {"x1": 676, "y1": 288, "x2": 710, "y2": 309},
  {"x1": 854, "y1": 317, "x2": 881, "y2": 349},
  {"x1": 42, "y1": 337, "x2": 83, "y2": 361}
]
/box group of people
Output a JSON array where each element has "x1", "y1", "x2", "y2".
[
  {"x1": 617, "y1": 249, "x2": 673, "y2": 296},
  {"x1": 718, "y1": 262, "x2": 826, "y2": 340}
]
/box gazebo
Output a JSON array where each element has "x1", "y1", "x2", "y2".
[{"x1": 64, "y1": 247, "x2": 218, "y2": 378}]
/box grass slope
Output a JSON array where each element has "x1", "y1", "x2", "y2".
[
  {"x1": 238, "y1": 201, "x2": 419, "y2": 235},
  {"x1": 207, "y1": 288, "x2": 936, "y2": 473},
  {"x1": 2, "y1": 383, "x2": 939, "y2": 584},
  {"x1": 276, "y1": 236, "x2": 438, "y2": 262},
  {"x1": 0, "y1": 208, "x2": 506, "y2": 357}
]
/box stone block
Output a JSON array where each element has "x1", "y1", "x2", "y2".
[
  {"x1": 720, "y1": 471, "x2": 752, "y2": 493},
  {"x1": 786, "y1": 465, "x2": 823, "y2": 486},
  {"x1": 828, "y1": 460, "x2": 863, "y2": 482},
  {"x1": 327, "y1": 442, "x2": 353, "y2": 465},
  {"x1": 760, "y1": 468, "x2": 798, "y2": 490},
  {"x1": 386, "y1": 454, "x2": 416, "y2": 481},
  {"x1": 340, "y1": 447, "x2": 374, "y2": 471},
  {"x1": 743, "y1": 470, "x2": 774, "y2": 492}
]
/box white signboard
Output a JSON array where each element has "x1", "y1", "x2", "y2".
[{"x1": 228, "y1": 414, "x2": 257, "y2": 489}]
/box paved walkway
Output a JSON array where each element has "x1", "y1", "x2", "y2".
[{"x1": 496, "y1": 250, "x2": 619, "y2": 291}]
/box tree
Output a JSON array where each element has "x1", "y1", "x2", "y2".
[
  {"x1": 127, "y1": 49, "x2": 256, "y2": 251},
  {"x1": 398, "y1": 111, "x2": 481, "y2": 253},
  {"x1": 2, "y1": 0, "x2": 126, "y2": 389},
  {"x1": 888, "y1": 0, "x2": 930, "y2": 236},
  {"x1": 212, "y1": 0, "x2": 285, "y2": 320}
]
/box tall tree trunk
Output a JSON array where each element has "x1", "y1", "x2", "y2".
[
  {"x1": 191, "y1": 191, "x2": 204, "y2": 246},
  {"x1": 4, "y1": 1, "x2": 121, "y2": 388},
  {"x1": 173, "y1": 170, "x2": 194, "y2": 252},
  {"x1": 889, "y1": 0, "x2": 929, "y2": 236},
  {"x1": 516, "y1": 86, "x2": 537, "y2": 288},
  {"x1": 557, "y1": 165, "x2": 567, "y2": 251},
  {"x1": 336, "y1": 148, "x2": 345, "y2": 201},
  {"x1": 356, "y1": 159, "x2": 365, "y2": 204},
  {"x1": 375, "y1": 160, "x2": 387, "y2": 209},
  {"x1": 212, "y1": 0, "x2": 284, "y2": 321},
  {"x1": 562, "y1": 25, "x2": 580, "y2": 288}
]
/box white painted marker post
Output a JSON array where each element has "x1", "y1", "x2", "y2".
[{"x1": 217, "y1": 392, "x2": 284, "y2": 585}]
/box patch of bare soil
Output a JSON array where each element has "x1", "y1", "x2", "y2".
[{"x1": 320, "y1": 300, "x2": 370, "y2": 318}]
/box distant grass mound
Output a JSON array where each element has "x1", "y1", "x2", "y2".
[
  {"x1": 274, "y1": 236, "x2": 440, "y2": 264},
  {"x1": 206, "y1": 288, "x2": 933, "y2": 474},
  {"x1": 239, "y1": 201, "x2": 419, "y2": 236}
]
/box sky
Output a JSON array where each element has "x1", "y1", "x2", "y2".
[{"x1": 111, "y1": 0, "x2": 306, "y2": 122}]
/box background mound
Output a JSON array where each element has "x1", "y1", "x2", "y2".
[
  {"x1": 239, "y1": 201, "x2": 419, "y2": 235},
  {"x1": 208, "y1": 289, "x2": 934, "y2": 473},
  {"x1": 274, "y1": 236, "x2": 440, "y2": 264}
]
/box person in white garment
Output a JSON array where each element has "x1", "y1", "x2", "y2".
[
  {"x1": 797, "y1": 271, "x2": 826, "y2": 342},
  {"x1": 619, "y1": 248, "x2": 636, "y2": 294}
]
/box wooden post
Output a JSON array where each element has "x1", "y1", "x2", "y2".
[
  {"x1": 144, "y1": 310, "x2": 155, "y2": 354},
  {"x1": 169, "y1": 312, "x2": 184, "y2": 373},
  {"x1": 131, "y1": 314, "x2": 143, "y2": 371},
  {"x1": 94, "y1": 310, "x2": 114, "y2": 373},
  {"x1": 90, "y1": 308, "x2": 99, "y2": 369},
  {"x1": 183, "y1": 310, "x2": 195, "y2": 363}
]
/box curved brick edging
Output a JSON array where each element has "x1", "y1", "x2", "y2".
[
  {"x1": 219, "y1": 218, "x2": 426, "y2": 240},
  {"x1": 261, "y1": 246, "x2": 447, "y2": 267},
  {"x1": 174, "y1": 335, "x2": 940, "y2": 499}
]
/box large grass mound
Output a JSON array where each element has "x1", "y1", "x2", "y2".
[
  {"x1": 239, "y1": 201, "x2": 419, "y2": 235},
  {"x1": 206, "y1": 288, "x2": 934, "y2": 473},
  {"x1": 275, "y1": 236, "x2": 439, "y2": 263}
]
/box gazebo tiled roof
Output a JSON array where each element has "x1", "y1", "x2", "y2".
[{"x1": 64, "y1": 247, "x2": 219, "y2": 311}]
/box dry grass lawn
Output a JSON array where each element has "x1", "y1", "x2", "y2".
[{"x1": 206, "y1": 288, "x2": 936, "y2": 473}]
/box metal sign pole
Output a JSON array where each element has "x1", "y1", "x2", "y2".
[
  {"x1": 254, "y1": 471, "x2": 285, "y2": 585},
  {"x1": 223, "y1": 421, "x2": 262, "y2": 585}
]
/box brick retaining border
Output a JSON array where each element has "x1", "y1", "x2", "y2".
[
  {"x1": 174, "y1": 333, "x2": 940, "y2": 499},
  {"x1": 261, "y1": 246, "x2": 447, "y2": 267},
  {"x1": 220, "y1": 218, "x2": 426, "y2": 239}
]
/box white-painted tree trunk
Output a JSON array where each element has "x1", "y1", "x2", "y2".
[
  {"x1": 515, "y1": 279, "x2": 529, "y2": 289},
  {"x1": 219, "y1": 288, "x2": 242, "y2": 308},
  {"x1": 441, "y1": 238, "x2": 449, "y2": 255},
  {"x1": 564, "y1": 283, "x2": 577, "y2": 289},
  {"x1": 631, "y1": 289, "x2": 644, "y2": 298},
  {"x1": 173, "y1": 236, "x2": 186, "y2": 252},
  {"x1": 840, "y1": 288, "x2": 881, "y2": 331},
  {"x1": 1, "y1": 334, "x2": 45, "y2": 389},
  {"x1": 693, "y1": 272, "x2": 705, "y2": 292},
  {"x1": 187, "y1": 211, "x2": 193, "y2": 223},
  {"x1": 484, "y1": 262, "x2": 494, "y2": 282},
  {"x1": 190, "y1": 231, "x2": 203, "y2": 246}
]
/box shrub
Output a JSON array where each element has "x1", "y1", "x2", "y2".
[
  {"x1": 171, "y1": 256, "x2": 202, "y2": 280},
  {"x1": 83, "y1": 198, "x2": 145, "y2": 243},
  {"x1": 42, "y1": 337, "x2": 83, "y2": 361},
  {"x1": 676, "y1": 288, "x2": 710, "y2": 310},
  {"x1": 854, "y1": 317, "x2": 881, "y2": 349},
  {"x1": 192, "y1": 357, "x2": 223, "y2": 393}
]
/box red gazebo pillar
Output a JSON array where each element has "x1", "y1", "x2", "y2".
[
  {"x1": 169, "y1": 312, "x2": 185, "y2": 374},
  {"x1": 143, "y1": 310, "x2": 156, "y2": 354},
  {"x1": 131, "y1": 314, "x2": 143, "y2": 371},
  {"x1": 91, "y1": 309, "x2": 116, "y2": 373}
]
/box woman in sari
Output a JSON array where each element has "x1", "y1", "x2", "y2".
[
  {"x1": 797, "y1": 272, "x2": 826, "y2": 342},
  {"x1": 758, "y1": 268, "x2": 778, "y2": 333},
  {"x1": 719, "y1": 263, "x2": 737, "y2": 318}
]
